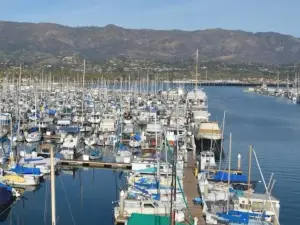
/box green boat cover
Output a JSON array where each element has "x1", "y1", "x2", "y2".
[{"x1": 127, "y1": 213, "x2": 186, "y2": 225}]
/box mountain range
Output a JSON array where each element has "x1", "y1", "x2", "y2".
[{"x1": 1, "y1": 21, "x2": 300, "y2": 65}]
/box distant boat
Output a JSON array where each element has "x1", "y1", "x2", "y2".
[
  {"x1": 115, "y1": 144, "x2": 132, "y2": 163},
  {"x1": 0, "y1": 172, "x2": 39, "y2": 187},
  {"x1": 89, "y1": 148, "x2": 102, "y2": 160},
  {"x1": 24, "y1": 127, "x2": 41, "y2": 143},
  {"x1": 129, "y1": 133, "x2": 142, "y2": 148},
  {"x1": 0, "y1": 183, "x2": 14, "y2": 220}
]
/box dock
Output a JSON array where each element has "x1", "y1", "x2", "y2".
[
  {"x1": 183, "y1": 153, "x2": 206, "y2": 225},
  {"x1": 165, "y1": 79, "x2": 291, "y2": 87},
  {"x1": 59, "y1": 160, "x2": 132, "y2": 170}
]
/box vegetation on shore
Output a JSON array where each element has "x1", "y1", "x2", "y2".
[{"x1": 0, "y1": 58, "x2": 297, "y2": 82}]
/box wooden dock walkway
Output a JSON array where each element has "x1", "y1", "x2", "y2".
[
  {"x1": 183, "y1": 153, "x2": 206, "y2": 225},
  {"x1": 59, "y1": 160, "x2": 132, "y2": 170}
]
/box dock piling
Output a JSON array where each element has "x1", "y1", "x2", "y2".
[
  {"x1": 194, "y1": 217, "x2": 198, "y2": 225},
  {"x1": 237, "y1": 153, "x2": 241, "y2": 170}
]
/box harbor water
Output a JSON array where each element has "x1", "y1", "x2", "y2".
[
  {"x1": 0, "y1": 168, "x2": 125, "y2": 225},
  {"x1": 0, "y1": 86, "x2": 297, "y2": 225}
]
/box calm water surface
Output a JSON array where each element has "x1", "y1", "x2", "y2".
[
  {"x1": 1, "y1": 168, "x2": 125, "y2": 225},
  {"x1": 1, "y1": 87, "x2": 298, "y2": 225}
]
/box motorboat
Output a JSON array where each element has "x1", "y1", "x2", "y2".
[
  {"x1": 129, "y1": 133, "x2": 142, "y2": 148},
  {"x1": 24, "y1": 127, "x2": 41, "y2": 143},
  {"x1": 115, "y1": 144, "x2": 132, "y2": 163}
]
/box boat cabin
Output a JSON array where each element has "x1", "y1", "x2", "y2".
[
  {"x1": 199, "y1": 151, "x2": 217, "y2": 170},
  {"x1": 232, "y1": 193, "x2": 280, "y2": 222}
]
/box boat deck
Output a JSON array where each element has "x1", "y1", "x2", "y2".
[
  {"x1": 183, "y1": 153, "x2": 206, "y2": 225},
  {"x1": 43, "y1": 134, "x2": 62, "y2": 139}
]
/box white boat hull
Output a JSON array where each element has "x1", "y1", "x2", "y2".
[
  {"x1": 129, "y1": 140, "x2": 141, "y2": 148},
  {"x1": 25, "y1": 132, "x2": 41, "y2": 142}
]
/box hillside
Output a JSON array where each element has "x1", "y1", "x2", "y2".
[{"x1": 1, "y1": 21, "x2": 300, "y2": 65}]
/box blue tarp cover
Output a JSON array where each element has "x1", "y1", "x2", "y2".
[
  {"x1": 217, "y1": 212, "x2": 249, "y2": 224},
  {"x1": 133, "y1": 185, "x2": 160, "y2": 200},
  {"x1": 11, "y1": 165, "x2": 41, "y2": 175},
  {"x1": 0, "y1": 182, "x2": 12, "y2": 192},
  {"x1": 28, "y1": 127, "x2": 39, "y2": 133},
  {"x1": 46, "y1": 109, "x2": 56, "y2": 115},
  {"x1": 118, "y1": 143, "x2": 129, "y2": 151},
  {"x1": 214, "y1": 171, "x2": 248, "y2": 183},
  {"x1": 59, "y1": 126, "x2": 80, "y2": 133},
  {"x1": 134, "y1": 181, "x2": 159, "y2": 189},
  {"x1": 133, "y1": 134, "x2": 141, "y2": 141},
  {"x1": 227, "y1": 210, "x2": 269, "y2": 219}
]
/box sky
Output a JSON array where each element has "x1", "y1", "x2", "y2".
[{"x1": 1, "y1": 0, "x2": 299, "y2": 36}]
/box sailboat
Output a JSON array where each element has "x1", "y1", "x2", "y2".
[
  {"x1": 129, "y1": 133, "x2": 142, "y2": 148},
  {"x1": 24, "y1": 127, "x2": 41, "y2": 143},
  {"x1": 115, "y1": 144, "x2": 133, "y2": 163},
  {"x1": 200, "y1": 136, "x2": 280, "y2": 225},
  {"x1": 88, "y1": 147, "x2": 102, "y2": 160},
  {"x1": 25, "y1": 82, "x2": 41, "y2": 143},
  {"x1": 0, "y1": 114, "x2": 9, "y2": 139}
]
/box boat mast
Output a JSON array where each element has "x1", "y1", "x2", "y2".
[
  {"x1": 195, "y1": 49, "x2": 199, "y2": 92},
  {"x1": 50, "y1": 145, "x2": 56, "y2": 225},
  {"x1": 170, "y1": 97, "x2": 179, "y2": 225},
  {"x1": 41, "y1": 69, "x2": 44, "y2": 99},
  {"x1": 247, "y1": 146, "x2": 252, "y2": 201},
  {"x1": 169, "y1": 148, "x2": 175, "y2": 225},
  {"x1": 226, "y1": 132, "x2": 232, "y2": 214},
  {"x1": 287, "y1": 73, "x2": 289, "y2": 92},
  {"x1": 147, "y1": 69, "x2": 149, "y2": 97},
  {"x1": 277, "y1": 71, "x2": 279, "y2": 90},
  {"x1": 81, "y1": 60, "x2": 85, "y2": 127},
  {"x1": 218, "y1": 111, "x2": 226, "y2": 170},
  {"x1": 34, "y1": 80, "x2": 37, "y2": 127},
  {"x1": 296, "y1": 73, "x2": 299, "y2": 99},
  {"x1": 17, "y1": 64, "x2": 22, "y2": 139},
  {"x1": 120, "y1": 77, "x2": 123, "y2": 143},
  {"x1": 252, "y1": 149, "x2": 280, "y2": 225},
  {"x1": 155, "y1": 111, "x2": 160, "y2": 198}
]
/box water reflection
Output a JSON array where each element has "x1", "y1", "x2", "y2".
[{"x1": 1, "y1": 168, "x2": 125, "y2": 225}]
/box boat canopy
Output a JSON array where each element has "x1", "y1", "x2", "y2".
[
  {"x1": 11, "y1": 164, "x2": 41, "y2": 175},
  {"x1": 132, "y1": 133, "x2": 141, "y2": 141},
  {"x1": 28, "y1": 127, "x2": 39, "y2": 133},
  {"x1": 118, "y1": 143, "x2": 129, "y2": 151},
  {"x1": 46, "y1": 109, "x2": 56, "y2": 115},
  {"x1": 127, "y1": 213, "x2": 185, "y2": 225},
  {"x1": 214, "y1": 171, "x2": 248, "y2": 183},
  {"x1": 59, "y1": 126, "x2": 80, "y2": 134}
]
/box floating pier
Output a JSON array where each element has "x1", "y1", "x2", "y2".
[
  {"x1": 59, "y1": 160, "x2": 132, "y2": 170},
  {"x1": 166, "y1": 80, "x2": 291, "y2": 87},
  {"x1": 183, "y1": 153, "x2": 206, "y2": 225}
]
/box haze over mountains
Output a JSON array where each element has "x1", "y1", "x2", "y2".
[{"x1": 1, "y1": 21, "x2": 300, "y2": 65}]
